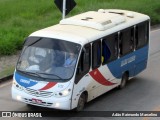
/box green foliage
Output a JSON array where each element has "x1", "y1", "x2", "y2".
[{"x1": 0, "y1": 0, "x2": 160, "y2": 55}]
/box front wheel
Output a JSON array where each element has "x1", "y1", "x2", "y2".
[
  {"x1": 76, "y1": 93, "x2": 86, "y2": 111},
  {"x1": 119, "y1": 73, "x2": 128, "y2": 89}
]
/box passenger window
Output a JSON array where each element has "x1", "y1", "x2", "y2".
[
  {"x1": 102, "y1": 33, "x2": 118, "y2": 64},
  {"x1": 135, "y1": 21, "x2": 149, "y2": 49},
  {"x1": 92, "y1": 40, "x2": 101, "y2": 69},
  {"x1": 119, "y1": 28, "x2": 134, "y2": 56},
  {"x1": 75, "y1": 44, "x2": 91, "y2": 84},
  {"x1": 82, "y1": 44, "x2": 91, "y2": 73}
]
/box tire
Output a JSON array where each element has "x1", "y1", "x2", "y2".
[
  {"x1": 76, "y1": 93, "x2": 86, "y2": 111},
  {"x1": 119, "y1": 73, "x2": 128, "y2": 89}
]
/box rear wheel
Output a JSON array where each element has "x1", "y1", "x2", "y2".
[
  {"x1": 119, "y1": 73, "x2": 128, "y2": 89},
  {"x1": 76, "y1": 93, "x2": 86, "y2": 111}
]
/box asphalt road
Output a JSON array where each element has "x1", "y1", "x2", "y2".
[{"x1": 0, "y1": 29, "x2": 160, "y2": 120}]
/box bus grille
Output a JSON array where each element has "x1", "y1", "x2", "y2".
[
  {"x1": 24, "y1": 98, "x2": 52, "y2": 107},
  {"x1": 25, "y1": 88, "x2": 53, "y2": 97}
]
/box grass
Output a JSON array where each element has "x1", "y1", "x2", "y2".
[{"x1": 0, "y1": 0, "x2": 160, "y2": 55}]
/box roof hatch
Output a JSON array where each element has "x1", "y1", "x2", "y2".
[
  {"x1": 60, "y1": 11, "x2": 126, "y2": 31},
  {"x1": 98, "y1": 9, "x2": 135, "y2": 18}
]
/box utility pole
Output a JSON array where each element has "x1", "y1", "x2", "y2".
[
  {"x1": 62, "y1": 0, "x2": 66, "y2": 19},
  {"x1": 54, "y1": 0, "x2": 76, "y2": 20}
]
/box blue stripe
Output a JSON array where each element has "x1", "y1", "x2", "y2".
[
  {"x1": 15, "y1": 72, "x2": 38, "y2": 88},
  {"x1": 107, "y1": 46, "x2": 148, "y2": 78}
]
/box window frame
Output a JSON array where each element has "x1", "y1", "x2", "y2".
[
  {"x1": 119, "y1": 27, "x2": 134, "y2": 57},
  {"x1": 92, "y1": 40, "x2": 102, "y2": 70},
  {"x1": 135, "y1": 20, "x2": 149, "y2": 50}
]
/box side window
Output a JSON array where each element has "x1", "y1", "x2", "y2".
[
  {"x1": 92, "y1": 40, "x2": 101, "y2": 69},
  {"x1": 82, "y1": 44, "x2": 91, "y2": 73},
  {"x1": 119, "y1": 28, "x2": 134, "y2": 56},
  {"x1": 135, "y1": 21, "x2": 149, "y2": 49},
  {"x1": 75, "y1": 44, "x2": 91, "y2": 84},
  {"x1": 102, "y1": 33, "x2": 118, "y2": 64}
]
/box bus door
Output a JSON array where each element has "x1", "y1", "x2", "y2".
[{"x1": 72, "y1": 44, "x2": 91, "y2": 106}]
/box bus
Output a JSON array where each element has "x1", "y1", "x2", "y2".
[{"x1": 12, "y1": 9, "x2": 150, "y2": 111}]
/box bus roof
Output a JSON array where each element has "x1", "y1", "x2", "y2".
[{"x1": 30, "y1": 9, "x2": 150, "y2": 46}]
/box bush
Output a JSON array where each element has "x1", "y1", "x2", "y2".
[
  {"x1": 0, "y1": 40, "x2": 16, "y2": 55},
  {"x1": 0, "y1": 28, "x2": 25, "y2": 55}
]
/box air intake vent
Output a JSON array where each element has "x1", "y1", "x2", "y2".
[
  {"x1": 98, "y1": 9, "x2": 134, "y2": 18},
  {"x1": 81, "y1": 17, "x2": 93, "y2": 21}
]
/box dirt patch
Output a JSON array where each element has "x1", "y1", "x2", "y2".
[{"x1": 0, "y1": 51, "x2": 20, "y2": 73}]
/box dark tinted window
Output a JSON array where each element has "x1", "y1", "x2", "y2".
[
  {"x1": 92, "y1": 40, "x2": 101, "y2": 69},
  {"x1": 75, "y1": 44, "x2": 91, "y2": 84},
  {"x1": 82, "y1": 44, "x2": 91, "y2": 73},
  {"x1": 102, "y1": 33, "x2": 118, "y2": 64},
  {"x1": 119, "y1": 28, "x2": 134, "y2": 56},
  {"x1": 135, "y1": 21, "x2": 149, "y2": 49}
]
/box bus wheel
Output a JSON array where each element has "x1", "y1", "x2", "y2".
[
  {"x1": 119, "y1": 73, "x2": 128, "y2": 89},
  {"x1": 76, "y1": 93, "x2": 86, "y2": 111}
]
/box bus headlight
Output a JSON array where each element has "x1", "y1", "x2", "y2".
[
  {"x1": 13, "y1": 80, "x2": 24, "y2": 91},
  {"x1": 16, "y1": 95, "x2": 22, "y2": 101},
  {"x1": 53, "y1": 89, "x2": 71, "y2": 97}
]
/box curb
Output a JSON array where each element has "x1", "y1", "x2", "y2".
[
  {"x1": 0, "y1": 74, "x2": 13, "y2": 83},
  {"x1": 151, "y1": 24, "x2": 160, "y2": 30}
]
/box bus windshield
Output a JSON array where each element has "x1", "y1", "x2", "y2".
[{"x1": 16, "y1": 37, "x2": 81, "y2": 81}]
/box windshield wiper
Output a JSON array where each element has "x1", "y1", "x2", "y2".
[
  {"x1": 18, "y1": 70, "x2": 46, "y2": 80},
  {"x1": 36, "y1": 72, "x2": 63, "y2": 80},
  {"x1": 18, "y1": 70, "x2": 63, "y2": 80}
]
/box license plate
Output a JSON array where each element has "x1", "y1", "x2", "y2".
[{"x1": 32, "y1": 98, "x2": 42, "y2": 104}]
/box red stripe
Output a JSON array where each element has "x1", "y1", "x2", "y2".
[
  {"x1": 89, "y1": 69, "x2": 116, "y2": 86},
  {"x1": 39, "y1": 82, "x2": 57, "y2": 90}
]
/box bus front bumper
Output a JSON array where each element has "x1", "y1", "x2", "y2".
[{"x1": 11, "y1": 87, "x2": 72, "y2": 110}]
